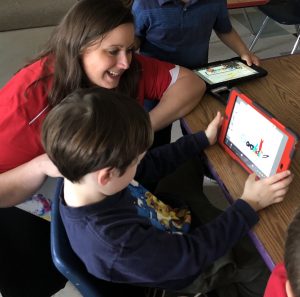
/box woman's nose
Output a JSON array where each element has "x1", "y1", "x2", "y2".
[{"x1": 118, "y1": 52, "x2": 130, "y2": 69}]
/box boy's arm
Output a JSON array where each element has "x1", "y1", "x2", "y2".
[
  {"x1": 136, "y1": 131, "x2": 209, "y2": 184},
  {"x1": 136, "y1": 112, "x2": 222, "y2": 184},
  {"x1": 216, "y1": 28, "x2": 260, "y2": 66},
  {"x1": 95, "y1": 198, "x2": 259, "y2": 289},
  {"x1": 112, "y1": 172, "x2": 292, "y2": 288}
]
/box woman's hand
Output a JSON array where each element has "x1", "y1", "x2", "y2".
[
  {"x1": 205, "y1": 112, "x2": 223, "y2": 145},
  {"x1": 38, "y1": 154, "x2": 62, "y2": 178},
  {"x1": 0, "y1": 154, "x2": 62, "y2": 207}
]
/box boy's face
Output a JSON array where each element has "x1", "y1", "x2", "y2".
[{"x1": 107, "y1": 152, "x2": 145, "y2": 195}]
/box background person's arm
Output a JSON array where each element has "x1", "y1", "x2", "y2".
[
  {"x1": 149, "y1": 67, "x2": 206, "y2": 131},
  {"x1": 216, "y1": 28, "x2": 260, "y2": 66},
  {"x1": 0, "y1": 154, "x2": 61, "y2": 207}
]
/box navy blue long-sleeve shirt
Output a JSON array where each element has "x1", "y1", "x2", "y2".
[{"x1": 60, "y1": 132, "x2": 258, "y2": 290}]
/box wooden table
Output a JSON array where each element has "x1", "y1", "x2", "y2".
[
  {"x1": 227, "y1": 0, "x2": 269, "y2": 9},
  {"x1": 183, "y1": 54, "x2": 300, "y2": 269}
]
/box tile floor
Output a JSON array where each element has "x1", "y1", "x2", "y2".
[{"x1": 0, "y1": 7, "x2": 299, "y2": 297}]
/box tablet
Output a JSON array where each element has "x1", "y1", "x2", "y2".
[
  {"x1": 218, "y1": 89, "x2": 298, "y2": 178},
  {"x1": 193, "y1": 58, "x2": 268, "y2": 90}
]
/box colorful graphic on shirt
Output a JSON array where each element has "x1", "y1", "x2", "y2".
[{"x1": 128, "y1": 181, "x2": 191, "y2": 234}]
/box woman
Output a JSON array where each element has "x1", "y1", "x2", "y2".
[
  {"x1": 0, "y1": 0, "x2": 205, "y2": 296},
  {"x1": 0, "y1": 0, "x2": 205, "y2": 207}
]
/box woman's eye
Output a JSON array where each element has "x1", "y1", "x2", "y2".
[
  {"x1": 108, "y1": 49, "x2": 119, "y2": 56},
  {"x1": 126, "y1": 48, "x2": 135, "y2": 54}
]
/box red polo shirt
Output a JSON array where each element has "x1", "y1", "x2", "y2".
[{"x1": 0, "y1": 54, "x2": 174, "y2": 172}]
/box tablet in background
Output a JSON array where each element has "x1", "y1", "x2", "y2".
[
  {"x1": 218, "y1": 89, "x2": 298, "y2": 178},
  {"x1": 194, "y1": 58, "x2": 268, "y2": 105}
]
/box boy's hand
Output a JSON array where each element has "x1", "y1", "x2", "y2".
[
  {"x1": 205, "y1": 112, "x2": 223, "y2": 145},
  {"x1": 241, "y1": 170, "x2": 294, "y2": 211},
  {"x1": 241, "y1": 52, "x2": 260, "y2": 66}
]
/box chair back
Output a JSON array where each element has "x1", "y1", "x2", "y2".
[{"x1": 50, "y1": 178, "x2": 148, "y2": 297}]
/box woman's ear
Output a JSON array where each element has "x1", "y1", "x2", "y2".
[
  {"x1": 286, "y1": 280, "x2": 295, "y2": 297},
  {"x1": 97, "y1": 167, "x2": 114, "y2": 186}
]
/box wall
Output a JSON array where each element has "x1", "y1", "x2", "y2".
[{"x1": 0, "y1": 0, "x2": 76, "y2": 31}]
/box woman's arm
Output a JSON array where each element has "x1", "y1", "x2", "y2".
[
  {"x1": 0, "y1": 154, "x2": 61, "y2": 207},
  {"x1": 149, "y1": 67, "x2": 206, "y2": 131}
]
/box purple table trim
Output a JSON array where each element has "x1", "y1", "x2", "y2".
[{"x1": 181, "y1": 118, "x2": 275, "y2": 271}]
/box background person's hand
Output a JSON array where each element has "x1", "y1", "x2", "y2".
[
  {"x1": 241, "y1": 170, "x2": 294, "y2": 211},
  {"x1": 241, "y1": 52, "x2": 260, "y2": 66},
  {"x1": 205, "y1": 111, "x2": 223, "y2": 145}
]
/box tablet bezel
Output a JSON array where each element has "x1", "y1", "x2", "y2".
[
  {"x1": 193, "y1": 57, "x2": 268, "y2": 90},
  {"x1": 218, "y1": 89, "x2": 298, "y2": 178}
]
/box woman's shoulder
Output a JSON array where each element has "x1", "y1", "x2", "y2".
[
  {"x1": 0, "y1": 56, "x2": 54, "y2": 116},
  {"x1": 134, "y1": 54, "x2": 179, "y2": 102},
  {"x1": 134, "y1": 53, "x2": 175, "y2": 70},
  {"x1": 0, "y1": 57, "x2": 53, "y2": 173},
  {"x1": 0, "y1": 56, "x2": 54, "y2": 97}
]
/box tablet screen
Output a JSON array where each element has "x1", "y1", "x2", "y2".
[
  {"x1": 224, "y1": 96, "x2": 288, "y2": 178},
  {"x1": 195, "y1": 60, "x2": 258, "y2": 85}
]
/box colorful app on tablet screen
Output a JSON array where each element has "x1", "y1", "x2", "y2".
[
  {"x1": 218, "y1": 89, "x2": 298, "y2": 178},
  {"x1": 194, "y1": 58, "x2": 267, "y2": 90}
]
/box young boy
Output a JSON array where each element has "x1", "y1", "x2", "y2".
[
  {"x1": 42, "y1": 87, "x2": 293, "y2": 296},
  {"x1": 264, "y1": 210, "x2": 300, "y2": 297},
  {"x1": 132, "y1": 0, "x2": 259, "y2": 69}
]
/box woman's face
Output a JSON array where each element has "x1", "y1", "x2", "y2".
[{"x1": 81, "y1": 23, "x2": 135, "y2": 89}]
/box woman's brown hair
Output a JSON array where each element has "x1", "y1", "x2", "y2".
[{"x1": 30, "y1": 0, "x2": 140, "y2": 106}]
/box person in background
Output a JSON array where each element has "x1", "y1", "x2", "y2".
[
  {"x1": 42, "y1": 87, "x2": 293, "y2": 297},
  {"x1": 0, "y1": 0, "x2": 204, "y2": 296},
  {"x1": 264, "y1": 209, "x2": 300, "y2": 297},
  {"x1": 132, "y1": 0, "x2": 260, "y2": 70}
]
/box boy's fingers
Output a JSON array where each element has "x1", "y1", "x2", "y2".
[
  {"x1": 272, "y1": 175, "x2": 294, "y2": 191},
  {"x1": 250, "y1": 172, "x2": 257, "y2": 180},
  {"x1": 212, "y1": 111, "x2": 220, "y2": 123},
  {"x1": 273, "y1": 196, "x2": 285, "y2": 204},
  {"x1": 209, "y1": 112, "x2": 221, "y2": 129},
  {"x1": 216, "y1": 112, "x2": 223, "y2": 127},
  {"x1": 275, "y1": 188, "x2": 289, "y2": 198},
  {"x1": 246, "y1": 173, "x2": 257, "y2": 183},
  {"x1": 267, "y1": 170, "x2": 291, "y2": 185}
]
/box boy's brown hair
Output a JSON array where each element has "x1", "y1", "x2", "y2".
[{"x1": 42, "y1": 87, "x2": 153, "y2": 182}]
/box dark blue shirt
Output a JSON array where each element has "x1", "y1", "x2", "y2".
[
  {"x1": 132, "y1": 0, "x2": 232, "y2": 69},
  {"x1": 60, "y1": 132, "x2": 258, "y2": 290}
]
